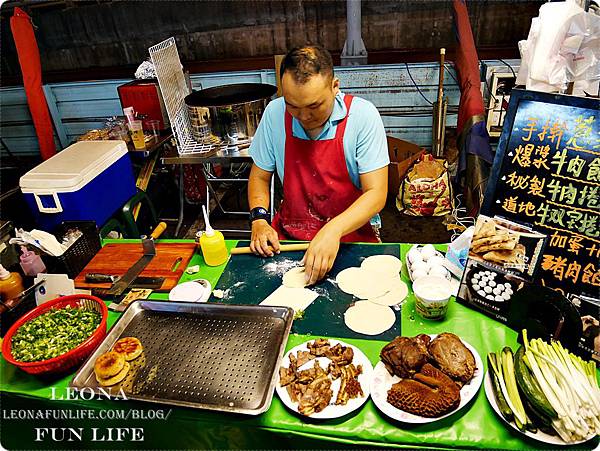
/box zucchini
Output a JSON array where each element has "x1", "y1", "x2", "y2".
[
  {"x1": 514, "y1": 346, "x2": 557, "y2": 420},
  {"x1": 524, "y1": 399, "x2": 552, "y2": 429},
  {"x1": 488, "y1": 353, "x2": 514, "y2": 422}
]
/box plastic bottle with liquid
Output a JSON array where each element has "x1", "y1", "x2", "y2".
[
  {"x1": 0, "y1": 264, "x2": 24, "y2": 303},
  {"x1": 198, "y1": 206, "x2": 228, "y2": 266},
  {"x1": 19, "y1": 246, "x2": 46, "y2": 276}
]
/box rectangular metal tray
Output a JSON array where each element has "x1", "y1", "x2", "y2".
[{"x1": 71, "y1": 300, "x2": 294, "y2": 415}]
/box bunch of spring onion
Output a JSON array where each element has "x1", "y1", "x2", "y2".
[{"x1": 522, "y1": 329, "x2": 600, "y2": 442}]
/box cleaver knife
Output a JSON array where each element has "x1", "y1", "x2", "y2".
[{"x1": 106, "y1": 222, "x2": 167, "y2": 296}]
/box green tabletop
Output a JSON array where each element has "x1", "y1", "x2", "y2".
[{"x1": 1, "y1": 240, "x2": 597, "y2": 450}]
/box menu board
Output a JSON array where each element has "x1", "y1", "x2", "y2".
[{"x1": 482, "y1": 89, "x2": 599, "y2": 301}]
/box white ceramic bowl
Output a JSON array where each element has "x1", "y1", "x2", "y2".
[{"x1": 412, "y1": 276, "x2": 453, "y2": 320}]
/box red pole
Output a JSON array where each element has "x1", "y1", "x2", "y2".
[{"x1": 10, "y1": 7, "x2": 57, "y2": 160}]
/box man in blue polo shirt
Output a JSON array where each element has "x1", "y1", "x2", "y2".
[{"x1": 248, "y1": 44, "x2": 389, "y2": 284}]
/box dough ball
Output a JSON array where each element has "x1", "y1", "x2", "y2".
[
  {"x1": 283, "y1": 267, "x2": 308, "y2": 288},
  {"x1": 420, "y1": 244, "x2": 436, "y2": 261},
  {"x1": 484, "y1": 286, "x2": 493, "y2": 294}
]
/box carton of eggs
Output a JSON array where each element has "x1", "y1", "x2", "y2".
[{"x1": 406, "y1": 244, "x2": 449, "y2": 282}]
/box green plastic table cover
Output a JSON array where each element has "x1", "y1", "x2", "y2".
[{"x1": 1, "y1": 240, "x2": 597, "y2": 450}]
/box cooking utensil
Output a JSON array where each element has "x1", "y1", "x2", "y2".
[
  {"x1": 230, "y1": 242, "x2": 310, "y2": 255},
  {"x1": 106, "y1": 222, "x2": 166, "y2": 296},
  {"x1": 70, "y1": 300, "x2": 294, "y2": 415},
  {"x1": 85, "y1": 273, "x2": 165, "y2": 290},
  {"x1": 185, "y1": 83, "x2": 276, "y2": 145}
]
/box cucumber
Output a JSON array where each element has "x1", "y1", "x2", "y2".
[
  {"x1": 514, "y1": 346, "x2": 557, "y2": 420},
  {"x1": 487, "y1": 353, "x2": 514, "y2": 422},
  {"x1": 524, "y1": 399, "x2": 552, "y2": 429}
]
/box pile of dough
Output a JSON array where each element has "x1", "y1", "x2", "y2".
[
  {"x1": 260, "y1": 285, "x2": 318, "y2": 313},
  {"x1": 335, "y1": 255, "x2": 407, "y2": 304},
  {"x1": 283, "y1": 267, "x2": 308, "y2": 288}
]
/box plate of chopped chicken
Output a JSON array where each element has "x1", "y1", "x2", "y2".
[
  {"x1": 276, "y1": 338, "x2": 373, "y2": 418},
  {"x1": 370, "y1": 333, "x2": 483, "y2": 423}
]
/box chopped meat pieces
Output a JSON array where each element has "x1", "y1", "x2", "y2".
[
  {"x1": 296, "y1": 350, "x2": 315, "y2": 367},
  {"x1": 307, "y1": 338, "x2": 331, "y2": 356},
  {"x1": 428, "y1": 333, "x2": 476, "y2": 385},
  {"x1": 387, "y1": 363, "x2": 461, "y2": 417},
  {"x1": 298, "y1": 374, "x2": 333, "y2": 416},
  {"x1": 335, "y1": 364, "x2": 364, "y2": 405},
  {"x1": 326, "y1": 343, "x2": 354, "y2": 366},
  {"x1": 279, "y1": 366, "x2": 296, "y2": 387}
]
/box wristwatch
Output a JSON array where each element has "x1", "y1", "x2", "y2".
[{"x1": 249, "y1": 207, "x2": 271, "y2": 224}]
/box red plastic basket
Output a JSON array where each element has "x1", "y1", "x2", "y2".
[{"x1": 2, "y1": 295, "x2": 108, "y2": 375}]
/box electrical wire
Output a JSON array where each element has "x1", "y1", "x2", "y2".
[
  {"x1": 404, "y1": 63, "x2": 434, "y2": 105},
  {"x1": 498, "y1": 59, "x2": 517, "y2": 79},
  {"x1": 449, "y1": 194, "x2": 476, "y2": 241}
]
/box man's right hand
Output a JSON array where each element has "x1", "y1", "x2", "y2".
[{"x1": 250, "y1": 219, "x2": 281, "y2": 257}]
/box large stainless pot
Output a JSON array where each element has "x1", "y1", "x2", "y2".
[{"x1": 184, "y1": 83, "x2": 277, "y2": 145}]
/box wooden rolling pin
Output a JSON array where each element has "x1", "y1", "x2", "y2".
[{"x1": 230, "y1": 242, "x2": 309, "y2": 255}]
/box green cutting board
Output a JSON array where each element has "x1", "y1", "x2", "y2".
[{"x1": 212, "y1": 242, "x2": 401, "y2": 340}]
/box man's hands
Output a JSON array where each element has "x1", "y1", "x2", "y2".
[
  {"x1": 250, "y1": 219, "x2": 280, "y2": 257},
  {"x1": 302, "y1": 223, "x2": 342, "y2": 285}
]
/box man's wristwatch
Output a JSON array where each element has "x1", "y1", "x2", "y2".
[{"x1": 249, "y1": 207, "x2": 271, "y2": 224}]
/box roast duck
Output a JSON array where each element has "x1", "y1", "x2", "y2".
[{"x1": 380, "y1": 332, "x2": 476, "y2": 417}]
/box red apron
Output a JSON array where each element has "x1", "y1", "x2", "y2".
[{"x1": 272, "y1": 94, "x2": 378, "y2": 243}]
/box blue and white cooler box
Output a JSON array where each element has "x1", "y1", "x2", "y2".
[{"x1": 19, "y1": 140, "x2": 136, "y2": 231}]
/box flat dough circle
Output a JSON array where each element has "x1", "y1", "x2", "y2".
[
  {"x1": 368, "y1": 279, "x2": 409, "y2": 306},
  {"x1": 335, "y1": 267, "x2": 366, "y2": 295},
  {"x1": 283, "y1": 267, "x2": 307, "y2": 288},
  {"x1": 353, "y1": 268, "x2": 397, "y2": 300},
  {"x1": 361, "y1": 255, "x2": 402, "y2": 278},
  {"x1": 344, "y1": 301, "x2": 396, "y2": 335}
]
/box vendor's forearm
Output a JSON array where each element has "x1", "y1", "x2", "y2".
[
  {"x1": 248, "y1": 165, "x2": 272, "y2": 210},
  {"x1": 327, "y1": 188, "x2": 386, "y2": 237}
]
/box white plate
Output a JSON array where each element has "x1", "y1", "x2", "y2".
[
  {"x1": 483, "y1": 371, "x2": 592, "y2": 446},
  {"x1": 275, "y1": 339, "x2": 373, "y2": 419},
  {"x1": 370, "y1": 335, "x2": 483, "y2": 423}
]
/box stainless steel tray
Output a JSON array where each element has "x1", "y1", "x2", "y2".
[{"x1": 71, "y1": 300, "x2": 294, "y2": 415}]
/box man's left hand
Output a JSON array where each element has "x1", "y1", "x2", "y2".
[{"x1": 302, "y1": 224, "x2": 342, "y2": 285}]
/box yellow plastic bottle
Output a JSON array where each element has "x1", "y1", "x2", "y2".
[
  {"x1": 0, "y1": 264, "x2": 24, "y2": 302},
  {"x1": 199, "y1": 206, "x2": 228, "y2": 266}
]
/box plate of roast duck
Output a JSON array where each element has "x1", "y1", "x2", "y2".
[
  {"x1": 276, "y1": 338, "x2": 373, "y2": 419},
  {"x1": 370, "y1": 332, "x2": 483, "y2": 423}
]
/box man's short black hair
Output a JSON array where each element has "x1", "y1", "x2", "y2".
[{"x1": 280, "y1": 44, "x2": 334, "y2": 84}]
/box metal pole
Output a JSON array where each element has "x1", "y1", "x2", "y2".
[{"x1": 341, "y1": 0, "x2": 368, "y2": 66}]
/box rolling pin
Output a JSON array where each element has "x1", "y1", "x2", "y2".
[{"x1": 230, "y1": 243, "x2": 309, "y2": 255}]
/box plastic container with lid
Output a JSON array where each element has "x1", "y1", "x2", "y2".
[
  {"x1": 19, "y1": 246, "x2": 46, "y2": 277},
  {"x1": 197, "y1": 206, "x2": 228, "y2": 266},
  {"x1": 19, "y1": 141, "x2": 136, "y2": 231},
  {"x1": 0, "y1": 264, "x2": 24, "y2": 303}
]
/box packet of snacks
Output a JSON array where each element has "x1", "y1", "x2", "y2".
[{"x1": 397, "y1": 154, "x2": 453, "y2": 216}]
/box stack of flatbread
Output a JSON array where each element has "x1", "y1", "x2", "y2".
[{"x1": 470, "y1": 218, "x2": 525, "y2": 268}]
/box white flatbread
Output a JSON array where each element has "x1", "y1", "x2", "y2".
[
  {"x1": 335, "y1": 267, "x2": 365, "y2": 295},
  {"x1": 368, "y1": 279, "x2": 408, "y2": 306},
  {"x1": 260, "y1": 285, "x2": 318, "y2": 313},
  {"x1": 360, "y1": 255, "x2": 402, "y2": 278},
  {"x1": 282, "y1": 267, "x2": 307, "y2": 288},
  {"x1": 344, "y1": 301, "x2": 396, "y2": 335}
]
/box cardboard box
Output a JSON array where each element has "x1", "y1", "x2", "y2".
[{"x1": 387, "y1": 136, "x2": 425, "y2": 197}]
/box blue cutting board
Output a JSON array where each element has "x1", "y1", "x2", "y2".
[{"x1": 212, "y1": 242, "x2": 401, "y2": 341}]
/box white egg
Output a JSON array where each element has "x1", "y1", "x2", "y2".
[
  {"x1": 411, "y1": 260, "x2": 428, "y2": 273},
  {"x1": 420, "y1": 244, "x2": 436, "y2": 261},
  {"x1": 477, "y1": 290, "x2": 486, "y2": 297},
  {"x1": 502, "y1": 292, "x2": 511, "y2": 300},
  {"x1": 489, "y1": 281, "x2": 497, "y2": 288},
  {"x1": 407, "y1": 247, "x2": 423, "y2": 265},
  {"x1": 484, "y1": 286, "x2": 493, "y2": 294},
  {"x1": 412, "y1": 269, "x2": 428, "y2": 280},
  {"x1": 428, "y1": 265, "x2": 448, "y2": 278},
  {"x1": 495, "y1": 295, "x2": 505, "y2": 303},
  {"x1": 427, "y1": 255, "x2": 445, "y2": 268}
]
